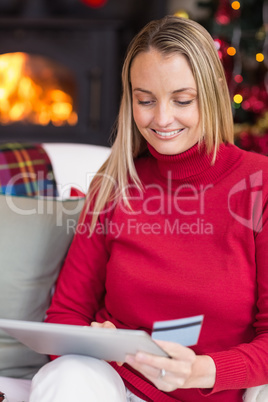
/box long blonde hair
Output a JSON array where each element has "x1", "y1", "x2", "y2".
[{"x1": 85, "y1": 15, "x2": 234, "y2": 231}]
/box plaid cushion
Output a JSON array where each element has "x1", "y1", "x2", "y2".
[{"x1": 0, "y1": 143, "x2": 58, "y2": 197}]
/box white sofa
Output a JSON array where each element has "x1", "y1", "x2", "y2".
[{"x1": 0, "y1": 142, "x2": 111, "y2": 402}]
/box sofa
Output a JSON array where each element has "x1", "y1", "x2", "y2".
[{"x1": 0, "y1": 142, "x2": 111, "y2": 402}]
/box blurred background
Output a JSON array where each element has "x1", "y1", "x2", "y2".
[{"x1": 0, "y1": 0, "x2": 267, "y2": 154}]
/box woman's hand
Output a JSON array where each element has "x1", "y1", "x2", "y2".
[
  {"x1": 90, "y1": 321, "x2": 116, "y2": 329},
  {"x1": 90, "y1": 321, "x2": 123, "y2": 366},
  {"x1": 125, "y1": 340, "x2": 216, "y2": 392}
]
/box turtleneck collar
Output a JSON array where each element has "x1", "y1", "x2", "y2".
[{"x1": 147, "y1": 141, "x2": 243, "y2": 187}]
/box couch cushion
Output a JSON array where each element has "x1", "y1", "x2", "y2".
[
  {"x1": 0, "y1": 194, "x2": 85, "y2": 379},
  {"x1": 0, "y1": 143, "x2": 58, "y2": 197},
  {"x1": 42, "y1": 143, "x2": 111, "y2": 197}
]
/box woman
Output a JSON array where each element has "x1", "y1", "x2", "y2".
[{"x1": 29, "y1": 15, "x2": 268, "y2": 402}]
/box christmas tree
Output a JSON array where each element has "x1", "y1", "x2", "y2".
[
  {"x1": 172, "y1": 0, "x2": 268, "y2": 155},
  {"x1": 212, "y1": 0, "x2": 268, "y2": 155}
]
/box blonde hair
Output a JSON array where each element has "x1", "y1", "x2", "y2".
[{"x1": 84, "y1": 15, "x2": 234, "y2": 231}]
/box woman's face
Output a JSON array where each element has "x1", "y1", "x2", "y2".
[{"x1": 130, "y1": 49, "x2": 202, "y2": 155}]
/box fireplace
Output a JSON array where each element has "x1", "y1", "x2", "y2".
[
  {"x1": 0, "y1": 0, "x2": 166, "y2": 146},
  {"x1": 0, "y1": 4, "x2": 125, "y2": 146},
  {"x1": 0, "y1": 52, "x2": 78, "y2": 127}
]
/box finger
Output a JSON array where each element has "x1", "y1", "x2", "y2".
[
  {"x1": 102, "y1": 321, "x2": 116, "y2": 329},
  {"x1": 127, "y1": 350, "x2": 195, "y2": 386},
  {"x1": 154, "y1": 340, "x2": 195, "y2": 362},
  {"x1": 126, "y1": 355, "x2": 163, "y2": 380},
  {"x1": 90, "y1": 321, "x2": 101, "y2": 327},
  {"x1": 134, "y1": 350, "x2": 194, "y2": 382},
  {"x1": 90, "y1": 321, "x2": 116, "y2": 329},
  {"x1": 125, "y1": 355, "x2": 176, "y2": 392}
]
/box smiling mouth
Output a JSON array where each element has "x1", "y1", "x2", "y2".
[{"x1": 152, "y1": 128, "x2": 185, "y2": 137}]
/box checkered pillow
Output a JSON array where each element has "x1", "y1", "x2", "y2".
[{"x1": 0, "y1": 143, "x2": 58, "y2": 197}]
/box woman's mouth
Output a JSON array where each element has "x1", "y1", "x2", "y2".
[{"x1": 152, "y1": 128, "x2": 185, "y2": 138}]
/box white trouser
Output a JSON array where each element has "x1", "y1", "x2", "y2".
[
  {"x1": 29, "y1": 355, "x2": 145, "y2": 402},
  {"x1": 28, "y1": 355, "x2": 268, "y2": 402}
]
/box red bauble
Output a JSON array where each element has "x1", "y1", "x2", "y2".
[{"x1": 81, "y1": 0, "x2": 107, "y2": 8}]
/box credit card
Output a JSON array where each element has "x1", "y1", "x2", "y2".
[{"x1": 152, "y1": 315, "x2": 204, "y2": 346}]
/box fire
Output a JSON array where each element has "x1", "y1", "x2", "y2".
[{"x1": 0, "y1": 52, "x2": 78, "y2": 126}]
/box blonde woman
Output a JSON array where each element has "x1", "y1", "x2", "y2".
[{"x1": 29, "y1": 16, "x2": 268, "y2": 402}]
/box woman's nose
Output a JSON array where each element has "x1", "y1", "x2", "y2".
[{"x1": 153, "y1": 102, "x2": 174, "y2": 128}]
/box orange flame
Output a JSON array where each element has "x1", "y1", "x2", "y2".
[{"x1": 0, "y1": 52, "x2": 78, "y2": 126}]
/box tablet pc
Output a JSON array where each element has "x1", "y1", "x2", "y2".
[{"x1": 0, "y1": 319, "x2": 169, "y2": 362}]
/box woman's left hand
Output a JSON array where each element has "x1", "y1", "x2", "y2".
[{"x1": 125, "y1": 340, "x2": 216, "y2": 392}]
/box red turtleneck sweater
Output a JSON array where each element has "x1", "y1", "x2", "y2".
[{"x1": 46, "y1": 142, "x2": 268, "y2": 402}]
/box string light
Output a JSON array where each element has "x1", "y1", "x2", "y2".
[
  {"x1": 227, "y1": 46, "x2": 236, "y2": 56},
  {"x1": 214, "y1": 39, "x2": 221, "y2": 51},
  {"x1": 241, "y1": 100, "x2": 250, "y2": 110},
  {"x1": 174, "y1": 10, "x2": 189, "y2": 19},
  {"x1": 256, "y1": 53, "x2": 264, "y2": 62},
  {"x1": 234, "y1": 74, "x2": 243, "y2": 83},
  {"x1": 231, "y1": 1, "x2": 241, "y2": 10},
  {"x1": 233, "y1": 94, "x2": 243, "y2": 104},
  {"x1": 232, "y1": 102, "x2": 241, "y2": 109}
]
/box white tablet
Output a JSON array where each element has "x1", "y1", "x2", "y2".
[{"x1": 0, "y1": 319, "x2": 169, "y2": 362}]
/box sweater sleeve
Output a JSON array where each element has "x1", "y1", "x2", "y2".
[
  {"x1": 45, "y1": 204, "x2": 110, "y2": 327},
  {"x1": 203, "y1": 193, "x2": 268, "y2": 394}
]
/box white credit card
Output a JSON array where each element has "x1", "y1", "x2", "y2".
[{"x1": 152, "y1": 315, "x2": 204, "y2": 346}]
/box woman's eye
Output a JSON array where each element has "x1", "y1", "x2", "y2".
[
  {"x1": 175, "y1": 99, "x2": 194, "y2": 106},
  {"x1": 137, "y1": 99, "x2": 194, "y2": 106},
  {"x1": 137, "y1": 100, "x2": 154, "y2": 106}
]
